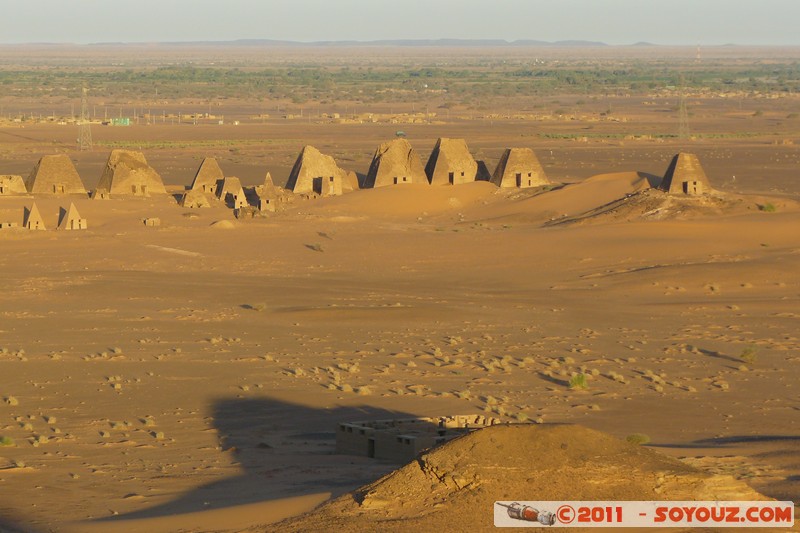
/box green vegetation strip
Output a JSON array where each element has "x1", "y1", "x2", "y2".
[{"x1": 95, "y1": 139, "x2": 301, "y2": 149}]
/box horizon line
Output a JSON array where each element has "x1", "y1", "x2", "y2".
[{"x1": 1, "y1": 38, "x2": 798, "y2": 48}]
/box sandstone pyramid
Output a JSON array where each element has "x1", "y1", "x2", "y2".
[
  {"x1": 255, "y1": 172, "x2": 277, "y2": 197},
  {"x1": 275, "y1": 424, "x2": 769, "y2": 532},
  {"x1": 0, "y1": 175, "x2": 27, "y2": 195},
  {"x1": 190, "y1": 157, "x2": 224, "y2": 194},
  {"x1": 343, "y1": 171, "x2": 360, "y2": 193},
  {"x1": 660, "y1": 152, "x2": 712, "y2": 195},
  {"x1": 57, "y1": 202, "x2": 87, "y2": 230},
  {"x1": 23, "y1": 202, "x2": 45, "y2": 230},
  {"x1": 286, "y1": 145, "x2": 345, "y2": 196},
  {"x1": 216, "y1": 175, "x2": 244, "y2": 204},
  {"x1": 95, "y1": 150, "x2": 167, "y2": 196},
  {"x1": 26, "y1": 155, "x2": 87, "y2": 195},
  {"x1": 179, "y1": 189, "x2": 211, "y2": 209},
  {"x1": 492, "y1": 148, "x2": 549, "y2": 188},
  {"x1": 364, "y1": 138, "x2": 428, "y2": 188},
  {"x1": 425, "y1": 138, "x2": 479, "y2": 186},
  {"x1": 227, "y1": 185, "x2": 248, "y2": 210}
]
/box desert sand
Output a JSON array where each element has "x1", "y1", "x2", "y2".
[
  {"x1": 0, "y1": 169, "x2": 798, "y2": 531},
  {"x1": 1, "y1": 44, "x2": 799, "y2": 533}
]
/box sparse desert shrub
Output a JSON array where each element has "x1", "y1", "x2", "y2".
[
  {"x1": 758, "y1": 203, "x2": 776, "y2": 212},
  {"x1": 305, "y1": 243, "x2": 324, "y2": 252},
  {"x1": 569, "y1": 373, "x2": 589, "y2": 390},
  {"x1": 626, "y1": 433, "x2": 651, "y2": 445},
  {"x1": 739, "y1": 346, "x2": 758, "y2": 365},
  {"x1": 0, "y1": 436, "x2": 15, "y2": 446}
]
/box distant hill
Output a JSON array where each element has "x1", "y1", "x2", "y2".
[{"x1": 89, "y1": 38, "x2": 610, "y2": 48}]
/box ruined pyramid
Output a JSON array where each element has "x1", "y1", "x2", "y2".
[
  {"x1": 364, "y1": 138, "x2": 428, "y2": 188},
  {"x1": 0, "y1": 175, "x2": 27, "y2": 195},
  {"x1": 95, "y1": 150, "x2": 167, "y2": 196},
  {"x1": 286, "y1": 145, "x2": 345, "y2": 196},
  {"x1": 179, "y1": 189, "x2": 211, "y2": 208}
]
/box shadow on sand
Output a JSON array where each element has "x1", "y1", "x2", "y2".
[
  {"x1": 637, "y1": 171, "x2": 664, "y2": 189},
  {"x1": 0, "y1": 515, "x2": 41, "y2": 533},
  {"x1": 92, "y1": 397, "x2": 425, "y2": 524}
]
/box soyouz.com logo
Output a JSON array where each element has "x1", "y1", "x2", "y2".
[{"x1": 494, "y1": 501, "x2": 795, "y2": 528}]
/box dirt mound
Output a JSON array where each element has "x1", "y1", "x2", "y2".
[
  {"x1": 275, "y1": 424, "x2": 768, "y2": 532},
  {"x1": 210, "y1": 219, "x2": 236, "y2": 229}
]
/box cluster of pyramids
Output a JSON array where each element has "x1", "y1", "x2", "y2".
[
  {"x1": 0, "y1": 150, "x2": 167, "y2": 199},
  {"x1": 181, "y1": 157, "x2": 292, "y2": 215},
  {"x1": 366, "y1": 138, "x2": 550, "y2": 190},
  {"x1": 0, "y1": 202, "x2": 88, "y2": 231},
  {"x1": 0, "y1": 141, "x2": 714, "y2": 224}
]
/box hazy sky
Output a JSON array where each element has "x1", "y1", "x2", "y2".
[{"x1": 2, "y1": 0, "x2": 798, "y2": 46}]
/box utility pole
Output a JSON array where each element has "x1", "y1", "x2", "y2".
[{"x1": 78, "y1": 86, "x2": 93, "y2": 151}]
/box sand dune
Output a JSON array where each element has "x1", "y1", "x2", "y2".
[
  {"x1": 298, "y1": 181, "x2": 498, "y2": 220},
  {"x1": 461, "y1": 171, "x2": 651, "y2": 225}
]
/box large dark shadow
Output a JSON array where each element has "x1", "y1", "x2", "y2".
[
  {"x1": 652, "y1": 435, "x2": 800, "y2": 449},
  {"x1": 637, "y1": 171, "x2": 664, "y2": 188},
  {"x1": 0, "y1": 514, "x2": 42, "y2": 533},
  {"x1": 93, "y1": 397, "x2": 423, "y2": 523}
]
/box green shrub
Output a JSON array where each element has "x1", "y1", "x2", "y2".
[
  {"x1": 0, "y1": 436, "x2": 15, "y2": 447},
  {"x1": 758, "y1": 203, "x2": 776, "y2": 212},
  {"x1": 739, "y1": 346, "x2": 758, "y2": 365},
  {"x1": 569, "y1": 373, "x2": 589, "y2": 390},
  {"x1": 626, "y1": 433, "x2": 651, "y2": 445}
]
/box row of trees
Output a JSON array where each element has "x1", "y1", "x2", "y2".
[{"x1": 1, "y1": 61, "x2": 797, "y2": 105}]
